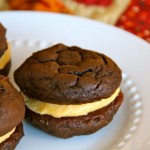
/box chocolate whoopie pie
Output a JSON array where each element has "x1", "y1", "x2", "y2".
[
  {"x1": 14, "y1": 43, "x2": 123, "y2": 138},
  {"x1": 0, "y1": 76, "x2": 25, "y2": 149},
  {"x1": 0, "y1": 23, "x2": 11, "y2": 76}
]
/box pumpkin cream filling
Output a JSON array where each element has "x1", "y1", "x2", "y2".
[
  {"x1": 0, "y1": 44, "x2": 11, "y2": 70},
  {"x1": 23, "y1": 88, "x2": 120, "y2": 118},
  {"x1": 0, "y1": 128, "x2": 16, "y2": 144}
]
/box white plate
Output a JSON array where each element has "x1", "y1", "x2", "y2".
[{"x1": 0, "y1": 11, "x2": 150, "y2": 150}]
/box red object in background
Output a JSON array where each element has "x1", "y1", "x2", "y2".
[
  {"x1": 75, "y1": 0, "x2": 112, "y2": 6},
  {"x1": 116, "y1": 0, "x2": 150, "y2": 43}
]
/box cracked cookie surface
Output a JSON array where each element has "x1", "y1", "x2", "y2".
[{"x1": 14, "y1": 43, "x2": 122, "y2": 104}]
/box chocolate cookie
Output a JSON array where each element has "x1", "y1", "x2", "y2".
[
  {"x1": 14, "y1": 43, "x2": 122, "y2": 104},
  {"x1": 0, "y1": 23, "x2": 11, "y2": 76},
  {"x1": 25, "y1": 92, "x2": 123, "y2": 138},
  {"x1": 0, "y1": 60, "x2": 11, "y2": 76},
  {"x1": 0, "y1": 75, "x2": 25, "y2": 148},
  {"x1": 14, "y1": 43, "x2": 123, "y2": 138},
  {"x1": 0, "y1": 123, "x2": 24, "y2": 150},
  {"x1": 0, "y1": 23, "x2": 7, "y2": 55}
]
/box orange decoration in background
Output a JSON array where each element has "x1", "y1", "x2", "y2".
[
  {"x1": 7, "y1": 0, "x2": 150, "y2": 43},
  {"x1": 116, "y1": 0, "x2": 150, "y2": 43},
  {"x1": 8, "y1": 0, "x2": 73, "y2": 14}
]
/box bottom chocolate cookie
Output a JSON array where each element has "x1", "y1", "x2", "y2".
[
  {"x1": 0, "y1": 60, "x2": 11, "y2": 76},
  {"x1": 25, "y1": 92, "x2": 123, "y2": 138},
  {"x1": 0, "y1": 123, "x2": 24, "y2": 150}
]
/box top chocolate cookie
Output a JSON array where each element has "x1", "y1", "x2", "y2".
[
  {"x1": 0, "y1": 75, "x2": 25, "y2": 136},
  {"x1": 14, "y1": 43, "x2": 122, "y2": 104},
  {"x1": 0, "y1": 23, "x2": 7, "y2": 57}
]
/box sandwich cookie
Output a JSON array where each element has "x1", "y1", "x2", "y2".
[
  {"x1": 14, "y1": 43, "x2": 123, "y2": 138},
  {"x1": 0, "y1": 76, "x2": 25, "y2": 149}
]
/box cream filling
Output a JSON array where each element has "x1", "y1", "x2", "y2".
[
  {"x1": 0, "y1": 128, "x2": 16, "y2": 144},
  {"x1": 24, "y1": 88, "x2": 120, "y2": 118},
  {"x1": 0, "y1": 44, "x2": 11, "y2": 69}
]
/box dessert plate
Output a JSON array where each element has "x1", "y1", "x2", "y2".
[{"x1": 0, "y1": 11, "x2": 150, "y2": 150}]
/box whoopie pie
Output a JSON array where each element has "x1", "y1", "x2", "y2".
[
  {"x1": 0, "y1": 75, "x2": 25, "y2": 149},
  {"x1": 14, "y1": 43, "x2": 123, "y2": 138}
]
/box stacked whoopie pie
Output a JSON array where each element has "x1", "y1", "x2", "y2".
[
  {"x1": 0, "y1": 76, "x2": 25, "y2": 149},
  {"x1": 0, "y1": 23, "x2": 11, "y2": 76},
  {"x1": 14, "y1": 43, "x2": 123, "y2": 138}
]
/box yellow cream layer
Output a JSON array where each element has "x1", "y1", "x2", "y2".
[
  {"x1": 0, "y1": 44, "x2": 11, "y2": 69},
  {"x1": 0, "y1": 128, "x2": 16, "y2": 144},
  {"x1": 24, "y1": 88, "x2": 120, "y2": 118}
]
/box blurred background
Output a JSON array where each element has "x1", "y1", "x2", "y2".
[{"x1": 0, "y1": 0, "x2": 150, "y2": 43}]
